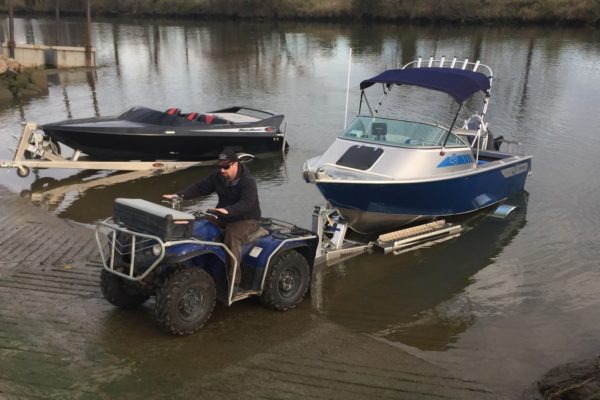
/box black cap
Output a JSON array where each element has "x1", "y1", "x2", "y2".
[{"x1": 217, "y1": 150, "x2": 239, "y2": 166}]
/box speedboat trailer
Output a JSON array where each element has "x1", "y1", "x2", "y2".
[
  {"x1": 303, "y1": 57, "x2": 532, "y2": 234},
  {"x1": 0, "y1": 122, "x2": 256, "y2": 178}
]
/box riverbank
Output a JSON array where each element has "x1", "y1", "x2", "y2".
[
  {"x1": 2, "y1": 0, "x2": 599, "y2": 26},
  {"x1": 0, "y1": 56, "x2": 48, "y2": 102}
]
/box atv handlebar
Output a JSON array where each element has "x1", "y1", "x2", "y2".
[
  {"x1": 161, "y1": 195, "x2": 223, "y2": 220},
  {"x1": 162, "y1": 196, "x2": 181, "y2": 210}
]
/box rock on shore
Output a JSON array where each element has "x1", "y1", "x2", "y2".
[
  {"x1": 533, "y1": 356, "x2": 600, "y2": 399},
  {"x1": 0, "y1": 55, "x2": 48, "y2": 102}
]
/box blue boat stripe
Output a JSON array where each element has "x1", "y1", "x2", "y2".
[{"x1": 437, "y1": 153, "x2": 473, "y2": 168}]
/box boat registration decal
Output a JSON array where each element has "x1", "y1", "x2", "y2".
[
  {"x1": 249, "y1": 246, "x2": 263, "y2": 258},
  {"x1": 437, "y1": 154, "x2": 473, "y2": 168},
  {"x1": 501, "y1": 163, "x2": 529, "y2": 178}
]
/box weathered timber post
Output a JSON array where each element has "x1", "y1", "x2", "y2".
[
  {"x1": 85, "y1": 0, "x2": 92, "y2": 67},
  {"x1": 8, "y1": 0, "x2": 15, "y2": 58},
  {"x1": 55, "y1": 0, "x2": 61, "y2": 45}
]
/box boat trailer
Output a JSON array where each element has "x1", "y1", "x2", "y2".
[
  {"x1": 1, "y1": 123, "x2": 249, "y2": 178},
  {"x1": 311, "y1": 200, "x2": 523, "y2": 266},
  {"x1": 311, "y1": 204, "x2": 466, "y2": 266}
]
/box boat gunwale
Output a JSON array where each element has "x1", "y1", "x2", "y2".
[{"x1": 311, "y1": 153, "x2": 532, "y2": 185}]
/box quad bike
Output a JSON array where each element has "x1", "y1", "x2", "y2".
[{"x1": 95, "y1": 198, "x2": 318, "y2": 336}]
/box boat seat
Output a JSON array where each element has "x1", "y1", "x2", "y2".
[
  {"x1": 205, "y1": 114, "x2": 215, "y2": 124},
  {"x1": 166, "y1": 108, "x2": 181, "y2": 116},
  {"x1": 372, "y1": 122, "x2": 387, "y2": 141},
  {"x1": 203, "y1": 114, "x2": 230, "y2": 125},
  {"x1": 186, "y1": 112, "x2": 198, "y2": 121}
]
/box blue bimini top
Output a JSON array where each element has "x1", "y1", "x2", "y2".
[{"x1": 359, "y1": 67, "x2": 491, "y2": 104}]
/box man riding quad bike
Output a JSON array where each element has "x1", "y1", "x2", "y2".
[{"x1": 95, "y1": 197, "x2": 317, "y2": 336}]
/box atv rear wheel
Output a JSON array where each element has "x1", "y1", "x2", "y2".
[
  {"x1": 100, "y1": 268, "x2": 149, "y2": 309},
  {"x1": 260, "y1": 250, "x2": 310, "y2": 311},
  {"x1": 156, "y1": 268, "x2": 216, "y2": 336}
]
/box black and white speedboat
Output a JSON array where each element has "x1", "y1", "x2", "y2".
[{"x1": 40, "y1": 105, "x2": 287, "y2": 161}]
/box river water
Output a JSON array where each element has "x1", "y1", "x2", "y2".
[{"x1": 1, "y1": 17, "x2": 600, "y2": 397}]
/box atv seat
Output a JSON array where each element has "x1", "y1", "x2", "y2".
[{"x1": 246, "y1": 226, "x2": 269, "y2": 243}]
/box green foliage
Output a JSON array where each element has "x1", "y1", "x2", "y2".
[
  {"x1": 0, "y1": 0, "x2": 598, "y2": 24},
  {"x1": 352, "y1": 0, "x2": 380, "y2": 16}
]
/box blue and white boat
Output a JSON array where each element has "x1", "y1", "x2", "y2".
[{"x1": 303, "y1": 57, "x2": 532, "y2": 234}]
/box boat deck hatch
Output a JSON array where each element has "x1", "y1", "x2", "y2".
[{"x1": 336, "y1": 145, "x2": 383, "y2": 170}]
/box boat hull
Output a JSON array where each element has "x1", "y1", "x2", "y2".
[
  {"x1": 40, "y1": 105, "x2": 287, "y2": 161},
  {"x1": 315, "y1": 158, "x2": 531, "y2": 233},
  {"x1": 42, "y1": 126, "x2": 285, "y2": 161}
]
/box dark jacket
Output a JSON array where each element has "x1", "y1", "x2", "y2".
[{"x1": 177, "y1": 164, "x2": 261, "y2": 223}]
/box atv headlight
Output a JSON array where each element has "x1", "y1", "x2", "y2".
[{"x1": 151, "y1": 244, "x2": 162, "y2": 256}]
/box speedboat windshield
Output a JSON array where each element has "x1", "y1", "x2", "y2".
[{"x1": 340, "y1": 116, "x2": 468, "y2": 148}]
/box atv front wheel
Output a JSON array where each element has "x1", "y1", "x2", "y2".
[
  {"x1": 156, "y1": 268, "x2": 216, "y2": 336},
  {"x1": 260, "y1": 250, "x2": 310, "y2": 311},
  {"x1": 100, "y1": 268, "x2": 149, "y2": 309}
]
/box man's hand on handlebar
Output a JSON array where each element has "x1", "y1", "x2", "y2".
[{"x1": 162, "y1": 194, "x2": 181, "y2": 209}]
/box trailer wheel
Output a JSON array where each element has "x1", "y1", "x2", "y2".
[
  {"x1": 260, "y1": 250, "x2": 310, "y2": 311},
  {"x1": 156, "y1": 268, "x2": 216, "y2": 336},
  {"x1": 16, "y1": 166, "x2": 30, "y2": 178},
  {"x1": 100, "y1": 268, "x2": 149, "y2": 309}
]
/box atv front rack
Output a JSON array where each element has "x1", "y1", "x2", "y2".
[{"x1": 95, "y1": 219, "x2": 237, "y2": 282}]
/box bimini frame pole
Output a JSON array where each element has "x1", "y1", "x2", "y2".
[
  {"x1": 374, "y1": 83, "x2": 392, "y2": 114},
  {"x1": 441, "y1": 103, "x2": 462, "y2": 149},
  {"x1": 362, "y1": 91, "x2": 374, "y2": 116}
]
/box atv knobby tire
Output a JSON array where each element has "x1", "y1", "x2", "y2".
[
  {"x1": 260, "y1": 250, "x2": 310, "y2": 311},
  {"x1": 156, "y1": 268, "x2": 216, "y2": 336},
  {"x1": 100, "y1": 268, "x2": 149, "y2": 309}
]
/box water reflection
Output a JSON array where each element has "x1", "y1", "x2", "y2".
[
  {"x1": 20, "y1": 156, "x2": 288, "y2": 223},
  {"x1": 50, "y1": 69, "x2": 99, "y2": 116},
  {"x1": 313, "y1": 192, "x2": 528, "y2": 351},
  {"x1": 1, "y1": 16, "x2": 600, "y2": 396}
]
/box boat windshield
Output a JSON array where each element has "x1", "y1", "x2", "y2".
[{"x1": 340, "y1": 116, "x2": 468, "y2": 148}]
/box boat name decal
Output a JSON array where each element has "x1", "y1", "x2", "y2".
[
  {"x1": 436, "y1": 154, "x2": 472, "y2": 168},
  {"x1": 238, "y1": 128, "x2": 266, "y2": 132},
  {"x1": 501, "y1": 163, "x2": 529, "y2": 178}
]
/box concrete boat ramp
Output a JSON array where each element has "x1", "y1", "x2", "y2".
[{"x1": 0, "y1": 186, "x2": 498, "y2": 399}]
